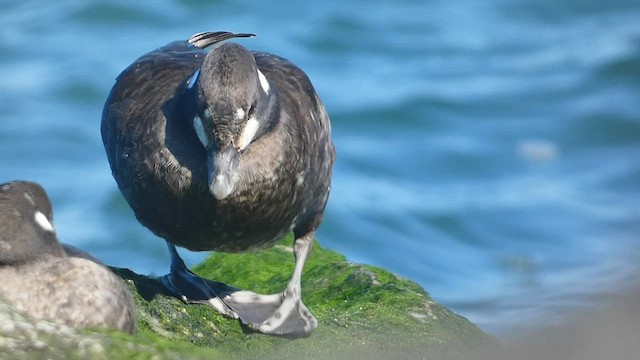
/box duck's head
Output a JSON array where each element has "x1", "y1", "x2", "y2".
[
  {"x1": 189, "y1": 42, "x2": 277, "y2": 200},
  {"x1": 0, "y1": 181, "x2": 65, "y2": 265}
]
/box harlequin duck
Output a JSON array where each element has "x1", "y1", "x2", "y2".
[
  {"x1": 0, "y1": 181, "x2": 136, "y2": 334},
  {"x1": 102, "y1": 31, "x2": 335, "y2": 335}
]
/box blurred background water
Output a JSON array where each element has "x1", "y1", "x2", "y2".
[{"x1": 1, "y1": 0, "x2": 639, "y2": 335}]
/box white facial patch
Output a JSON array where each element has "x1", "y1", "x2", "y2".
[
  {"x1": 257, "y1": 69, "x2": 270, "y2": 94},
  {"x1": 237, "y1": 116, "x2": 260, "y2": 151},
  {"x1": 34, "y1": 211, "x2": 55, "y2": 232},
  {"x1": 193, "y1": 116, "x2": 209, "y2": 148},
  {"x1": 187, "y1": 68, "x2": 200, "y2": 90},
  {"x1": 235, "y1": 107, "x2": 246, "y2": 121}
]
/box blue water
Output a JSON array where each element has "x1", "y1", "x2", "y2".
[{"x1": 1, "y1": 0, "x2": 639, "y2": 335}]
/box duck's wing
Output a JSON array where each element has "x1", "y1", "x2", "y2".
[
  {"x1": 101, "y1": 38, "x2": 206, "y2": 176},
  {"x1": 252, "y1": 52, "x2": 336, "y2": 234},
  {"x1": 253, "y1": 52, "x2": 334, "y2": 159}
]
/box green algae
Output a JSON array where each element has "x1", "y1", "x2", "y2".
[
  {"x1": 112, "y1": 235, "x2": 491, "y2": 359},
  {"x1": 1, "y1": 235, "x2": 490, "y2": 359}
]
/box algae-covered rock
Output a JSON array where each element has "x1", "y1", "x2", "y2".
[
  {"x1": 0, "y1": 296, "x2": 208, "y2": 360},
  {"x1": 1, "y1": 236, "x2": 490, "y2": 359},
  {"x1": 116, "y1": 235, "x2": 491, "y2": 358}
]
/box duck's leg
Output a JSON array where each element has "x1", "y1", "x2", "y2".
[
  {"x1": 224, "y1": 231, "x2": 318, "y2": 336},
  {"x1": 160, "y1": 241, "x2": 239, "y2": 318},
  {"x1": 160, "y1": 235, "x2": 317, "y2": 337}
]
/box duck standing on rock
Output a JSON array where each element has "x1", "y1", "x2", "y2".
[
  {"x1": 0, "y1": 181, "x2": 136, "y2": 334},
  {"x1": 102, "y1": 31, "x2": 335, "y2": 336}
]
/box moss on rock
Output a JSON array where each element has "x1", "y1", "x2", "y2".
[
  {"x1": 116, "y1": 235, "x2": 491, "y2": 358},
  {"x1": 1, "y1": 236, "x2": 491, "y2": 359}
]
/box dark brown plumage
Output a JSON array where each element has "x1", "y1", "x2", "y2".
[{"x1": 101, "y1": 31, "x2": 335, "y2": 335}]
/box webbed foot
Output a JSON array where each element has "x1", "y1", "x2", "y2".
[
  {"x1": 225, "y1": 289, "x2": 317, "y2": 336},
  {"x1": 161, "y1": 267, "x2": 239, "y2": 318},
  {"x1": 225, "y1": 231, "x2": 318, "y2": 336},
  {"x1": 160, "y1": 242, "x2": 239, "y2": 318},
  {"x1": 159, "y1": 231, "x2": 317, "y2": 337}
]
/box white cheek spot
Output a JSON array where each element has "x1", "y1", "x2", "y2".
[
  {"x1": 235, "y1": 107, "x2": 246, "y2": 121},
  {"x1": 34, "y1": 211, "x2": 55, "y2": 233},
  {"x1": 187, "y1": 68, "x2": 200, "y2": 89},
  {"x1": 237, "y1": 116, "x2": 260, "y2": 151},
  {"x1": 23, "y1": 192, "x2": 35, "y2": 205},
  {"x1": 257, "y1": 69, "x2": 270, "y2": 94},
  {"x1": 193, "y1": 116, "x2": 209, "y2": 148}
]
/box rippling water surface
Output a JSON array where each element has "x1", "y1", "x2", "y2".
[{"x1": 1, "y1": 0, "x2": 639, "y2": 334}]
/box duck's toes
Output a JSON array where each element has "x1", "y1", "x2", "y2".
[
  {"x1": 160, "y1": 267, "x2": 317, "y2": 336},
  {"x1": 224, "y1": 290, "x2": 317, "y2": 336},
  {"x1": 160, "y1": 269, "x2": 239, "y2": 318},
  {"x1": 256, "y1": 298, "x2": 317, "y2": 337}
]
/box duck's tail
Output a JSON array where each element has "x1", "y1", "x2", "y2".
[{"x1": 188, "y1": 31, "x2": 256, "y2": 49}]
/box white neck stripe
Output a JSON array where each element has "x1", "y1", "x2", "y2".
[{"x1": 257, "y1": 69, "x2": 270, "y2": 94}]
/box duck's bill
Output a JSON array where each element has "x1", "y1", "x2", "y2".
[{"x1": 208, "y1": 146, "x2": 239, "y2": 200}]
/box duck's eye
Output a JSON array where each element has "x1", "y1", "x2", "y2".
[
  {"x1": 235, "y1": 103, "x2": 255, "y2": 121},
  {"x1": 247, "y1": 103, "x2": 256, "y2": 119}
]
